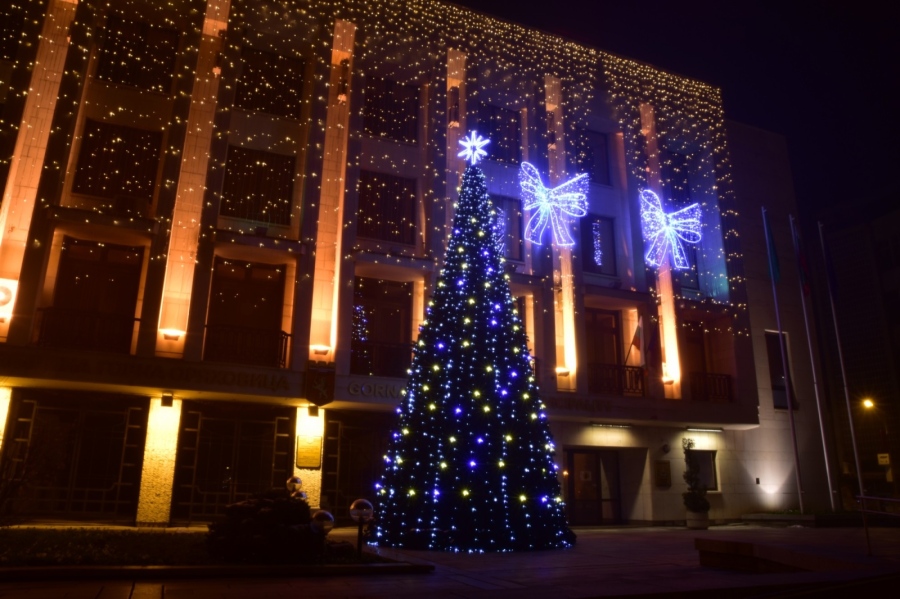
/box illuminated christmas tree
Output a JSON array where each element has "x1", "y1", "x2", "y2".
[{"x1": 375, "y1": 133, "x2": 574, "y2": 552}]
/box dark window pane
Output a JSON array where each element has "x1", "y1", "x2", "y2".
[
  {"x1": 765, "y1": 331, "x2": 797, "y2": 410},
  {"x1": 569, "y1": 128, "x2": 610, "y2": 185},
  {"x1": 363, "y1": 77, "x2": 419, "y2": 144},
  {"x1": 492, "y1": 195, "x2": 523, "y2": 261},
  {"x1": 95, "y1": 15, "x2": 179, "y2": 94},
  {"x1": 581, "y1": 215, "x2": 616, "y2": 276},
  {"x1": 221, "y1": 145, "x2": 295, "y2": 225},
  {"x1": 72, "y1": 119, "x2": 162, "y2": 202},
  {"x1": 351, "y1": 277, "x2": 412, "y2": 377},
  {"x1": 234, "y1": 48, "x2": 305, "y2": 120},
  {"x1": 357, "y1": 170, "x2": 417, "y2": 245},
  {"x1": 0, "y1": 10, "x2": 24, "y2": 62},
  {"x1": 477, "y1": 104, "x2": 520, "y2": 164}
]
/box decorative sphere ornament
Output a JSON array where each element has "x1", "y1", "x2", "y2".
[
  {"x1": 291, "y1": 490, "x2": 308, "y2": 501},
  {"x1": 286, "y1": 476, "x2": 303, "y2": 493},
  {"x1": 310, "y1": 510, "x2": 335, "y2": 534},
  {"x1": 349, "y1": 498, "x2": 374, "y2": 523}
]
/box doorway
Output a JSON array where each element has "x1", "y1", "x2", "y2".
[{"x1": 566, "y1": 448, "x2": 622, "y2": 525}]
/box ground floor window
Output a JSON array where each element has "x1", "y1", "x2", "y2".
[
  {"x1": 0, "y1": 391, "x2": 147, "y2": 523},
  {"x1": 170, "y1": 401, "x2": 294, "y2": 524},
  {"x1": 320, "y1": 410, "x2": 393, "y2": 523}
]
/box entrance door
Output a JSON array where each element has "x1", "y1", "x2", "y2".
[{"x1": 566, "y1": 449, "x2": 621, "y2": 525}]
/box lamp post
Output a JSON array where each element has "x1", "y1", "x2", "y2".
[{"x1": 862, "y1": 398, "x2": 895, "y2": 496}]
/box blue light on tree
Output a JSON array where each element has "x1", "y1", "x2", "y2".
[
  {"x1": 375, "y1": 146, "x2": 574, "y2": 552},
  {"x1": 639, "y1": 189, "x2": 702, "y2": 269},
  {"x1": 518, "y1": 162, "x2": 588, "y2": 247}
]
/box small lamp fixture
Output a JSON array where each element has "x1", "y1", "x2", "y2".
[
  {"x1": 862, "y1": 398, "x2": 875, "y2": 409},
  {"x1": 161, "y1": 392, "x2": 174, "y2": 408},
  {"x1": 448, "y1": 86, "x2": 461, "y2": 128},
  {"x1": 337, "y1": 59, "x2": 350, "y2": 104},
  {"x1": 160, "y1": 328, "x2": 184, "y2": 341},
  {"x1": 308, "y1": 405, "x2": 319, "y2": 417},
  {"x1": 310, "y1": 344, "x2": 331, "y2": 355},
  {"x1": 555, "y1": 366, "x2": 570, "y2": 376}
]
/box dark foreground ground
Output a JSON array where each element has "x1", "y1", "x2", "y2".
[{"x1": 0, "y1": 524, "x2": 898, "y2": 598}]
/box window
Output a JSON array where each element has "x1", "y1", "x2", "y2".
[
  {"x1": 72, "y1": 119, "x2": 162, "y2": 203},
  {"x1": 356, "y1": 170, "x2": 417, "y2": 246},
  {"x1": 581, "y1": 215, "x2": 616, "y2": 276},
  {"x1": 234, "y1": 48, "x2": 305, "y2": 120},
  {"x1": 351, "y1": 277, "x2": 413, "y2": 377},
  {"x1": 0, "y1": 10, "x2": 24, "y2": 62},
  {"x1": 204, "y1": 258, "x2": 289, "y2": 368},
  {"x1": 221, "y1": 145, "x2": 295, "y2": 225},
  {"x1": 39, "y1": 237, "x2": 143, "y2": 353},
  {"x1": 662, "y1": 150, "x2": 699, "y2": 289},
  {"x1": 688, "y1": 450, "x2": 718, "y2": 491},
  {"x1": 492, "y1": 195, "x2": 523, "y2": 261},
  {"x1": 569, "y1": 128, "x2": 610, "y2": 185},
  {"x1": 765, "y1": 331, "x2": 797, "y2": 409},
  {"x1": 363, "y1": 77, "x2": 419, "y2": 144},
  {"x1": 95, "y1": 14, "x2": 179, "y2": 93},
  {"x1": 477, "y1": 104, "x2": 521, "y2": 164}
]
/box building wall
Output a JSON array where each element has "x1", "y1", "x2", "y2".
[{"x1": 0, "y1": 0, "x2": 833, "y2": 526}]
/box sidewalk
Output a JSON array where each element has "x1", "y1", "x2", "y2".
[{"x1": 0, "y1": 524, "x2": 898, "y2": 598}]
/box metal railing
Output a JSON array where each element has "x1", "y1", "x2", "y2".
[
  {"x1": 586, "y1": 363, "x2": 645, "y2": 397},
  {"x1": 203, "y1": 324, "x2": 291, "y2": 368},
  {"x1": 350, "y1": 341, "x2": 412, "y2": 378},
  {"x1": 37, "y1": 307, "x2": 137, "y2": 354},
  {"x1": 688, "y1": 372, "x2": 732, "y2": 402},
  {"x1": 857, "y1": 495, "x2": 900, "y2": 556}
]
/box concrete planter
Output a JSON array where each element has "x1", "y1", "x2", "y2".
[{"x1": 686, "y1": 510, "x2": 710, "y2": 530}]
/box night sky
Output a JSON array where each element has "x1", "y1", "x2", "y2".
[{"x1": 451, "y1": 0, "x2": 898, "y2": 221}]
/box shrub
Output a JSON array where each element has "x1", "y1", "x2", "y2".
[
  {"x1": 206, "y1": 488, "x2": 328, "y2": 564},
  {"x1": 682, "y1": 438, "x2": 710, "y2": 513}
]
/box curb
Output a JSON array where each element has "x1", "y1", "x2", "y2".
[{"x1": 0, "y1": 562, "x2": 435, "y2": 582}]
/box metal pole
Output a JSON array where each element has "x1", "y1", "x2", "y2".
[
  {"x1": 817, "y1": 221, "x2": 869, "y2": 554},
  {"x1": 790, "y1": 215, "x2": 837, "y2": 512},
  {"x1": 763, "y1": 207, "x2": 805, "y2": 514}
]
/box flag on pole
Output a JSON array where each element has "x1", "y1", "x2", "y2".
[
  {"x1": 762, "y1": 207, "x2": 780, "y2": 284},
  {"x1": 789, "y1": 215, "x2": 811, "y2": 296}
]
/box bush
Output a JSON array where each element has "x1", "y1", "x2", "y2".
[
  {"x1": 682, "y1": 438, "x2": 710, "y2": 513},
  {"x1": 206, "y1": 488, "x2": 328, "y2": 564}
]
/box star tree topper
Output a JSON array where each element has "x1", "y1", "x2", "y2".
[
  {"x1": 639, "y1": 189, "x2": 702, "y2": 269},
  {"x1": 458, "y1": 131, "x2": 490, "y2": 164}
]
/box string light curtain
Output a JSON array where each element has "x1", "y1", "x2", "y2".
[
  {"x1": 221, "y1": 145, "x2": 295, "y2": 225},
  {"x1": 95, "y1": 14, "x2": 179, "y2": 94}
]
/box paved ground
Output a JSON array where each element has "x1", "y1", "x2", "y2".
[{"x1": 1, "y1": 524, "x2": 898, "y2": 598}]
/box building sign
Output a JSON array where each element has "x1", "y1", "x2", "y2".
[
  {"x1": 878, "y1": 453, "x2": 890, "y2": 466},
  {"x1": 296, "y1": 435, "x2": 323, "y2": 469}
]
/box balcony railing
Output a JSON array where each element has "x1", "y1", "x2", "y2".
[
  {"x1": 688, "y1": 372, "x2": 732, "y2": 402},
  {"x1": 203, "y1": 324, "x2": 291, "y2": 368},
  {"x1": 37, "y1": 308, "x2": 137, "y2": 354},
  {"x1": 586, "y1": 363, "x2": 645, "y2": 397},
  {"x1": 350, "y1": 341, "x2": 412, "y2": 378}
]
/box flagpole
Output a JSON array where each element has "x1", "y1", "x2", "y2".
[
  {"x1": 790, "y1": 215, "x2": 837, "y2": 512},
  {"x1": 763, "y1": 206, "x2": 805, "y2": 514},
  {"x1": 817, "y1": 221, "x2": 866, "y2": 505}
]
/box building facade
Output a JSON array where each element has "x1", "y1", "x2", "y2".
[{"x1": 0, "y1": 0, "x2": 834, "y2": 526}]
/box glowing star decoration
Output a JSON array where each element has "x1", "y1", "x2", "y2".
[
  {"x1": 458, "y1": 131, "x2": 490, "y2": 165},
  {"x1": 639, "y1": 189, "x2": 702, "y2": 269},
  {"x1": 518, "y1": 162, "x2": 588, "y2": 247}
]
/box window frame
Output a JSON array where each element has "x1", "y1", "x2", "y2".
[
  {"x1": 580, "y1": 214, "x2": 617, "y2": 277},
  {"x1": 362, "y1": 76, "x2": 420, "y2": 145},
  {"x1": 477, "y1": 103, "x2": 521, "y2": 164},
  {"x1": 491, "y1": 194, "x2": 524, "y2": 262},
  {"x1": 221, "y1": 145, "x2": 296, "y2": 226},
  {"x1": 568, "y1": 127, "x2": 611, "y2": 186},
  {"x1": 356, "y1": 169, "x2": 418, "y2": 246},
  {"x1": 689, "y1": 449, "x2": 719, "y2": 492}
]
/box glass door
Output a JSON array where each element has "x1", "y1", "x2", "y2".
[{"x1": 566, "y1": 449, "x2": 621, "y2": 525}]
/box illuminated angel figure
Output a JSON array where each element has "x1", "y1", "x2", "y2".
[
  {"x1": 639, "y1": 189, "x2": 702, "y2": 270},
  {"x1": 458, "y1": 131, "x2": 490, "y2": 165},
  {"x1": 518, "y1": 162, "x2": 589, "y2": 247}
]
